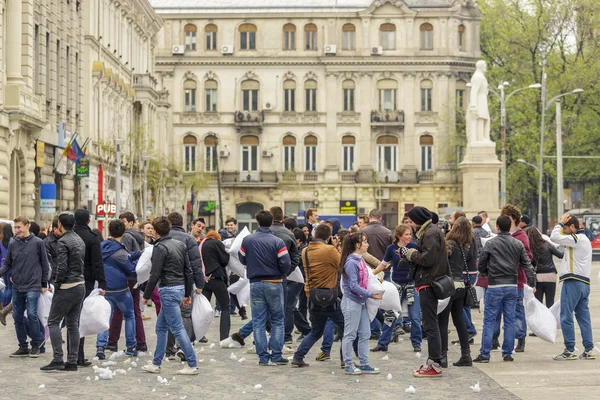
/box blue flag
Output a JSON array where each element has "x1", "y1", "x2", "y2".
[{"x1": 71, "y1": 138, "x2": 85, "y2": 161}]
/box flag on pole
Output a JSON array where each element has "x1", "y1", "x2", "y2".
[
  {"x1": 71, "y1": 138, "x2": 85, "y2": 161},
  {"x1": 81, "y1": 138, "x2": 91, "y2": 155}
]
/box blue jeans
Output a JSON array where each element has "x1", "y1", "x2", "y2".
[
  {"x1": 250, "y1": 281, "x2": 285, "y2": 364},
  {"x1": 3, "y1": 272, "x2": 12, "y2": 305},
  {"x1": 285, "y1": 281, "x2": 304, "y2": 342},
  {"x1": 321, "y1": 318, "x2": 336, "y2": 354},
  {"x1": 463, "y1": 274, "x2": 477, "y2": 336},
  {"x1": 341, "y1": 297, "x2": 371, "y2": 366},
  {"x1": 378, "y1": 287, "x2": 422, "y2": 348},
  {"x1": 12, "y1": 291, "x2": 44, "y2": 348},
  {"x1": 295, "y1": 306, "x2": 344, "y2": 361},
  {"x1": 560, "y1": 280, "x2": 594, "y2": 352},
  {"x1": 493, "y1": 288, "x2": 526, "y2": 340},
  {"x1": 97, "y1": 289, "x2": 137, "y2": 350},
  {"x1": 239, "y1": 319, "x2": 254, "y2": 339},
  {"x1": 152, "y1": 286, "x2": 196, "y2": 368},
  {"x1": 480, "y1": 286, "x2": 517, "y2": 358}
]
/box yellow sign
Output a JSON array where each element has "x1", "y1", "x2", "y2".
[
  {"x1": 339, "y1": 200, "x2": 357, "y2": 215},
  {"x1": 36, "y1": 141, "x2": 45, "y2": 168}
]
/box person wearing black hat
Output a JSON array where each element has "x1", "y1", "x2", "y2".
[
  {"x1": 402, "y1": 206, "x2": 448, "y2": 377},
  {"x1": 41, "y1": 213, "x2": 87, "y2": 371},
  {"x1": 519, "y1": 215, "x2": 532, "y2": 229},
  {"x1": 73, "y1": 209, "x2": 106, "y2": 366}
]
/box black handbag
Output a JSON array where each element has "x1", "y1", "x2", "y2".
[
  {"x1": 431, "y1": 252, "x2": 456, "y2": 299},
  {"x1": 304, "y1": 249, "x2": 338, "y2": 308},
  {"x1": 460, "y1": 245, "x2": 479, "y2": 308}
]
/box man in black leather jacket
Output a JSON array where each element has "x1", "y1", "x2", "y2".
[
  {"x1": 42, "y1": 213, "x2": 86, "y2": 372},
  {"x1": 474, "y1": 215, "x2": 535, "y2": 364}
]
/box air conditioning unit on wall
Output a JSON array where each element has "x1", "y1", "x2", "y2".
[
  {"x1": 221, "y1": 45, "x2": 234, "y2": 55},
  {"x1": 263, "y1": 102, "x2": 273, "y2": 110},
  {"x1": 371, "y1": 46, "x2": 383, "y2": 55},
  {"x1": 219, "y1": 149, "x2": 230, "y2": 158},
  {"x1": 262, "y1": 150, "x2": 273, "y2": 158},
  {"x1": 172, "y1": 45, "x2": 184, "y2": 55},
  {"x1": 325, "y1": 44, "x2": 337, "y2": 55}
]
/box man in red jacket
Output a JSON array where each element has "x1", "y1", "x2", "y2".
[{"x1": 492, "y1": 204, "x2": 533, "y2": 352}]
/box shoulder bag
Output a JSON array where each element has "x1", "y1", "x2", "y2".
[
  {"x1": 304, "y1": 249, "x2": 338, "y2": 308},
  {"x1": 431, "y1": 251, "x2": 456, "y2": 300},
  {"x1": 460, "y1": 245, "x2": 479, "y2": 308}
]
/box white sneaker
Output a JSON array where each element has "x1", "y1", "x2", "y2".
[
  {"x1": 177, "y1": 365, "x2": 199, "y2": 375},
  {"x1": 142, "y1": 364, "x2": 161, "y2": 373},
  {"x1": 214, "y1": 310, "x2": 221, "y2": 317}
]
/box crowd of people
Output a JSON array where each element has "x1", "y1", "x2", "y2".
[{"x1": 0, "y1": 202, "x2": 593, "y2": 378}]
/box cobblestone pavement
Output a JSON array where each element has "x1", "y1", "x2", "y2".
[{"x1": 0, "y1": 302, "x2": 515, "y2": 400}]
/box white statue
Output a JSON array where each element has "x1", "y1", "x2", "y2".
[{"x1": 467, "y1": 60, "x2": 492, "y2": 144}]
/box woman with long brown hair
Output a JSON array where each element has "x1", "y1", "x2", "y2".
[
  {"x1": 525, "y1": 227, "x2": 563, "y2": 307},
  {"x1": 439, "y1": 216, "x2": 477, "y2": 367}
]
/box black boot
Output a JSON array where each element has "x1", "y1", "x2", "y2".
[
  {"x1": 515, "y1": 338, "x2": 525, "y2": 352},
  {"x1": 440, "y1": 354, "x2": 448, "y2": 368},
  {"x1": 453, "y1": 354, "x2": 473, "y2": 367}
]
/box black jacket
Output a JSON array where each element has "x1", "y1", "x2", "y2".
[
  {"x1": 144, "y1": 235, "x2": 193, "y2": 299},
  {"x1": 478, "y1": 233, "x2": 535, "y2": 287},
  {"x1": 473, "y1": 226, "x2": 490, "y2": 258},
  {"x1": 532, "y1": 242, "x2": 564, "y2": 274},
  {"x1": 122, "y1": 228, "x2": 145, "y2": 252},
  {"x1": 270, "y1": 222, "x2": 300, "y2": 274},
  {"x1": 55, "y1": 230, "x2": 86, "y2": 289},
  {"x1": 200, "y1": 238, "x2": 230, "y2": 279},
  {"x1": 169, "y1": 226, "x2": 205, "y2": 289},
  {"x1": 44, "y1": 232, "x2": 60, "y2": 283},
  {"x1": 447, "y1": 239, "x2": 477, "y2": 282},
  {"x1": 406, "y1": 220, "x2": 448, "y2": 287},
  {"x1": 73, "y1": 224, "x2": 107, "y2": 290}
]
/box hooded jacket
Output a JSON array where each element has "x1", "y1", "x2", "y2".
[
  {"x1": 326, "y1": 218, "x2": 342, "y2": 236},
  {"x1": 73, "y1": 224, "x2": 107, "y2": 291},
  {"x1": 512, "y1": 228, "x2": 533, "y2": 290},
  {"x1": 121, "y1": 228, "x2": 145, "y2": 253},
  {"x1": 405, "y1": 220, "x2": 448, "y2": 287},
  {"x1": 101, "y1": 238, "x2": 138, "y2": 291},
  {"x1": 169, "y1": 226, "x2": 205, "y2": 289},
  {"x1": 0, "y1": 234, "x2": 49, "y2": 292}
]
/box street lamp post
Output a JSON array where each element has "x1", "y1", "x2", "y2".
[
  {"x1": 142, "y1": 155, "x2": 149, "y2": 220},
  {"x1": 161, "y1": 168, "x2": 168, "y2": 215},
  {"x1": 114, "y1": 139, "x2": 124, "y2": 216},
  {"x1": 209, "y1": 134, "x2": 225, "y2": 229},
  {"x1": 538, "y1": 43, "x2": 548, "y2": 231}
]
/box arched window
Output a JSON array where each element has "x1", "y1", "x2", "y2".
[
  {"x1": 184, "y1": 79, "x2": 197, "y2": 112},
  {"x1": 241, "y1": 79, "x2": 259, "y2": 111},
  {"x1": 420, "y1": 135, "x2": 433, "y2": 171},
  {"x1": 456, "y1": 80, "x2": 466, "y2": 110},
  {"x1": 377, "y1": 79, "x2": 397, "y2": 111},
  {"x1": 205, "y1": 24, "x2": 218, "y2": 50},
  {"x1": 204, "y1": 135, "x2": 217, "y2": 172},
  {"x1": 240, "y1": 135, "x2": 259, "y2": 173},
  {"x1": 342, "y1": 135, "x2": 355, "y2": 171},
  {"x1": 343, "y1": 80, "x2": 355, "y2": 112},
  {"x1": 283, "y1": 135, "x2": 296, "y2": 171},
  {"x1": 239, "y1": 23, "x2": 257, "y2": 50},
  {"x1": 305, "y1": 80, "x2": 317, "y2": 112},
  {"x1": 283, "y1": 23, "x2": 296, "y2": 50},
  {"x1": 304, "y1": 24, "x2": 317, "y2": 50},
  {"x1": 304, "y1": 135, "x2": 318, "y2": 172},
  {"x1": 380, "y1": 23, "x2": 396, "y2": 50},
  {"x1": 420, "y1": 23, "x2": 433, "y2": 50},
  {"x1": 205, "y1": 80, "x2": 218, "y2": 112},
  {"x1": 342, "y1": 23, "x2": 356, "y2": 50},
  {"x1": 458, "y1": 24, "x2": 465, "y2": 51},
  {"x1": 283, "y1": 80, "x2": 296, "y2": 112},
  {"x1": 183, "y1": 134, "x2": 197, "y2": 172},
  {"x1": 420, "y1": 79, "x2": 433, "y2": 111},
  {"x1": 184, "y1": 24, "x2": 197, "y2": 51},
  {"x1": 376, "y1": 135, "x2": 398, "y2": 172}
]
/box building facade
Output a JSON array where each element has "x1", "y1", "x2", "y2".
[{"x1": 152, "y1": 0, "x2": 481, "y2": 229}]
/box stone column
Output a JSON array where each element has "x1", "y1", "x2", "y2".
[
  {"x1": 5, "y1": 0, "x2": 24, "y2": 108},
  {"x1": 324, "y1": 72, "x2": 338, "y2": 182},
  {"x1": 459, "y1": 144, "x2": 501, "y2": 217},
  {"x1": 356, "y1": 71, "x2": 373, "y2": 183}
]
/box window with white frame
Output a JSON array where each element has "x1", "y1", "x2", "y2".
[
  {"x1": 240, "y1": 135, "x2": 259, "y2": 172},
  {"x1": 305, "y1": 80, "x2": 317, "y2": 112},
  {"x1": 456, "y1": 80, "x2": 466, "y2": 110},
  {"x1": 283, "y1": 135, "x2": 296, "y2": 171},
  {"x1": 343, "y1": 80, "x2": 355, "y2": 112},
  {"x1": 420, "y1": 23, "x2": 434, "y2": 50},
  {"x1": 185, "y1": 24, "x2": 197, "y2": 51},
  {"x1": 205, "y1": 80, "x2": 218, "y2": 112},
  {"x1": 183, "y1": 135, "x2": 197, "y2": 172},
  {"x1": 304, "y1": 24, "x2": 317, "y2": 50},
  {"x1": 420, "y1": 135, "x2": 433, "y2": 171},
  {"x1": 241, "y1": 80, "x2": 259, "y2": 111},
  {"x1": 342, "y1": 136, "x2": 355, "y2": 171},
  {"x1": 239, "y1": 23, "x2": 257, "y2": 50},
  {"x1": 204, "y1": 136, "x2": 218, "y2": 172},
  {"x1": 283, "y1": 23, "x2": 296, "y2": 50},
  {"x1": 380, "y1": 23, "x2": 396, "y2": 50},
  {"x1": 420, "y1": 79, "x2": 432, "y2": 112},
  {"x1": 304, "y1": 135, "x2": 317, "y2": 172},
  {"x1": 377, "y1": 79, "x2": 397, "y2": 111},
  {"x1": 184, "y1": 79, "x2": 196, "y2": 112},
  {"x1": 205, "y1": 24, "x2": 217, "y2": 50},
  {"x1": 376, "y1": 135, "x2": 398, "y2": 172},
  {"x1": 283, "y1": 80, "x2": 296, "y2": 112},
  {"x1": 458, "y1": 24, "x2": 465, "y2": 51},
  {"x1": 342, "y1": 23, "x2": 355, "y2": 50}
]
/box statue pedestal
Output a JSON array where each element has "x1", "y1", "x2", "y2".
[{"x1": 459, "y1": 142, "x2": 502, "y2": 217}]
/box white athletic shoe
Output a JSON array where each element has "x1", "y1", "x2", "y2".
[
  {"x1": 177, "y1": 365, "x2": 199, "y2": 375},
  {"x1": 141, "y1": 364, "x2": 161, "y2": 373}
]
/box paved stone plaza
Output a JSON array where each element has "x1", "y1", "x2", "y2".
[{"x1": 2, "y1": 264, "x2": 600, "y2": 399}]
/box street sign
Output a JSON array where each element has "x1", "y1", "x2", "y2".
[
  {"x1": 76, "y1": 158, "x2": 90, "y2": 177},
  {"x1": 96, "y1": 203, "x2": 117, "y2": 216},
  {"x1": 339, "y1": 200, "x2": 357, "y2": 215},
  {"x1": 40, "y1": 184, "x2": 57, "y2": 214}
]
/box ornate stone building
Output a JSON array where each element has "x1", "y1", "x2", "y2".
[{"x1": 152, "y1": 0, "x2": 481, "y2": 229}]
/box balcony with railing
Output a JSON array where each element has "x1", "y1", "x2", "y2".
[
  {"x1": 303, "y1": 172, "x2": 319, "y2": 183},
  {"x1": 281, "y1": 171, "x2": 298, "y2": 183},
  {"x1": 132, "y1": 74, "x2": 157, "y2": 91},
  {"x1": 235, "y1": 110, "x2": 264, "y2": 133},
  {"x1": 341, "y1": 172, "x2": 357, "y2": 183},
  {"x1": 418, "y1": 171, "x2": 434, "y2": 182},
  {"x1": 371, "y1": 110, "x2": 405, "y2": 126}
]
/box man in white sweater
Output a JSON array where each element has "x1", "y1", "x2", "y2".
[{"x1": 550, "y1": 213, "x2": 594, "y2": 361}]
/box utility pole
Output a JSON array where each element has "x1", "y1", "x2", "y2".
[
  {"x1": 212, "y1": 134, "x2": 224, "y2": 229},
  {"x1": 115, "y1": 139, "x2": 124, "y2": 216},
  {"x1": 500, "y1": 84, "x2": 507, "y2": 206},
  {"x1": 537, "y1": 42, "x2": 547, "y2": 231},
  {"x1": 142, "y1": 155, "x2": 149, "y2": 220},
  {"x1": 556, "y1": 99, "x2": 563, "y2": 219}
]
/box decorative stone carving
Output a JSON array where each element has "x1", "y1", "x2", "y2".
[
  {"x1": 283, "y1": 71, "x2": 297, "y2": 80},
  {"x1": 325, "y1": 71, "x2": 339, "y2": 78},
  {"x1": 204, "y1": 71, "x2": 217, "y2": 80},
  {"x1": 341, "y1": 71, "x2": 357, "y2": 80},
  {"x1": 381, "y1": 71, "x2": 394, "y2": 79},
  {"x1": 184, "y1": 71, "x2": 197, "y2": 81},
  {"x1": 243, "y1": 71, "x2": 259, "y2": 80},
  {"x1": 304, "y1": 71, "x2": 318, "y2": 81}
]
